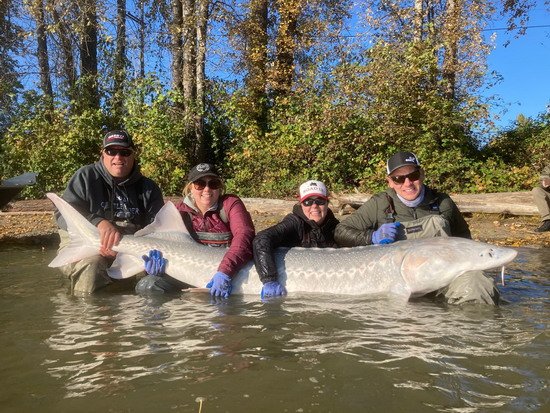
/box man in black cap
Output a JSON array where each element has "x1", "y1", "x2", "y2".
[
  {"x1": 54, "y1": 129, "x2": 165, "y2": 294},
  {"x1": 334, "y1": 150, "x2": 499, "y2": 305}
]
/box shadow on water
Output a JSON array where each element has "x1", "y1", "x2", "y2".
[{"x1": 0, "y1": 245, "x2": 548, "y2": 412}]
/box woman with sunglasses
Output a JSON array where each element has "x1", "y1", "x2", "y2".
[
  {"x1": 253, "y1": 180, "x2": 340, "y2": 298},
  {"x1": 334, "y1": 151, "x2": 499, "y2": 305},
  {"x1": 140, "y1": 163, "x2": 255, "y2": 298},
  {"x1": 54, "y1": 130, "x2": 165, "y2": 294}
]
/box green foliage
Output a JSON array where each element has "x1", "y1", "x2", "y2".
[
  {"x1": 224, "y1": 39, "x2": 499, "y2": 198},
  {"x1": 482, "y1": 113, "x2": 550, "y2": 172},
  {"x1": 0, "y1": 91, "x2": 104, "y2": 198},
  {"x1": 1, "y1": 75, "x2": 546, "y2": 202},
  {"x1": 123, "y1": 77, "x2": 190, "y2": 196}
]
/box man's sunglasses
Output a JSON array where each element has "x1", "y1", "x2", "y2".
[
  {"x1": 104, "y1": 148, "x2": 134, "y2": 157},
  {"x1": 302, "y1": 198, "x2": 327, "y2": 207},
  {"x1": 389, "y1": 169, "x2": 421, "y2": 185},
  {"x1": 193, "y1": 179, "x2": 222, "y2": 190}
]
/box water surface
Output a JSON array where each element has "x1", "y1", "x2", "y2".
[{"x1": 0, "y1": 246, "x2": 548, "y2": 412}]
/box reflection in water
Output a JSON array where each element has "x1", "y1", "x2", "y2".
[{"x1": 3, "y1": 246, "x2": 545, "y2": 411}]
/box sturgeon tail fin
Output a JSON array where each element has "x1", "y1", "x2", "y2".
[{"x1": 46, "y1": 193, "x2": 100, "y2": 267}]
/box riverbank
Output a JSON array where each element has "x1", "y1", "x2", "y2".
[{"x1": 1, "y1": 193, "x2": 549, "y2": 247}]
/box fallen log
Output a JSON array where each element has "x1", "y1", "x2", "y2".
[{"x1": 332, "y1": 191, "x2": 538, "y2": 216}]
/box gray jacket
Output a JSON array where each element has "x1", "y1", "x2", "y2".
[{"x1": 55, "y1": 159, "x2": 164, "y2": 233}]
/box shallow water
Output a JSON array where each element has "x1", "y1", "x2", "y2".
[{"x1": 0, "y1": 246, "x2": 548, "y2": 413}]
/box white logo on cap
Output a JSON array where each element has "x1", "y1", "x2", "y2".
[
  {"x1": 106, "y1": 134, "x2": 126, "y2": 142},
  {"x1": 405, "y1": 156, "x2": 417, "y2": 163},
  {"x1": 196, "y1": 163, "x2": 210, "y2": 172},
  {"x1": 299, "y1": 180, "x2": 327, "y2": 200}
]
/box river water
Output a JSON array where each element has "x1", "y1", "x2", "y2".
[{"x1": 0, "y1": 246, "x2": 548, "y2": 412}]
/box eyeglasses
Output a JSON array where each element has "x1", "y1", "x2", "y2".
[
  {"x1": 302, "y1": 198, "x2": 327, "y2": 207},
  {"x1": 104, "y1": 148, "x2": 134, "y2": 157},
  {"x1": 389, "y1": 169, "x2": 421, "y2": 185},
  {"x1": 193, "y1": 179, "x2": 222, "y2": 190}
]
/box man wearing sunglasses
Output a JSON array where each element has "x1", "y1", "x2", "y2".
[
  {"x1": 54, "y1": 129, "x2": 165, "y2": 294},
  {"x1": 334, "y1": 151, "x2": 499, "y2": 305},
  {"x1": 253, "y1": 180, "x2": 340, "y2": 298}
]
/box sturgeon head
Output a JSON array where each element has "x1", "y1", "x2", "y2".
[{"x1": 397, "y1": 237, "x2": 518, "y2": 297}]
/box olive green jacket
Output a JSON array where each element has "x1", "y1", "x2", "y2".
[{"x1": 334, "y1": 187, "x2": 471, "y2": 247}]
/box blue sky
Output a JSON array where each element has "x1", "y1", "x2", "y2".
[{"x1": 485, "y1": 5, "x2": 550, "y2": 128}]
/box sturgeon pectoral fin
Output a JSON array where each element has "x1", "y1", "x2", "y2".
[
  {"x1": 48, "y1": 246, "x2": 99, "y2": 267},
  {"x1": 108, "y1": 253, "x2": 145, "y2": 279}
]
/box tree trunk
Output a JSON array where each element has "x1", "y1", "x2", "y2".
[
  {"x1": 182, "y1": 0, "x2": 196, "y2": 105},
  {"x1": 442, "y1": 0, "x2": 459, "y2": 101},
  {"x1": 79, "y1": 0, "x2": 99, "y2": 110},
  {"x1": 194, "y1": 0, "x2": 208, "y2": 161},
  {"x1": 170, "y1": 0, "x2": 183, "y2": 92},
  {"x1": 34, "y1": 0, "x2": 53, "y2": 102},
  {"x1": 182, "y1": 0, "x2": 196, "y2": 160},
  {"x1": 138, "y1": 0, "x2": 145, "y2": 79},
  {"x1": 413, "y1": 0, "x2": 423, "y2": 42},
  {"x1": 113, "y1": 0, "x2": 127, "y2": 122},
  {"x1": 244, "y1": 0, "x2": 268, "y2": 131},
  {"x1": 272, "y1": 0, "x2": 301, "y2": 98},
  {"x1": 50, "y1": 0, "x2": 77, "y2": 103},
  {"x1": 0, "y1": 0, "x2": 21, "y2": 123}
]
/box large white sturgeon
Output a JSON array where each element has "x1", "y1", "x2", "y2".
[{"x1": 47, "y1": 192, "x2": 518, "y2": 298}]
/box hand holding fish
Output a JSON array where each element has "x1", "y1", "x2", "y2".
[
  {"x1": 261, "y1": 281, "x2": 287, "y2": 299},
  {"x1": 206, "y1": 272, "x2": 232, "y2": 298},
  {"x1": 372, "y1": 222, "x2": 401, "y2": 244},
  {"x1": 97, "y1": 219, "x2": 121, "y2": 257}
]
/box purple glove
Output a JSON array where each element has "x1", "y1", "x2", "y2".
[
  {"x1": 206, "y1": 271, "x2": 232, "y2": 298},
  {"x1": 372, "y1": 222, "x2": 401, "y2": 244},
  {"x1": 261, "y1": 281, "x2": 287, "y2": 299},
  {"x1": 142, "y1": 249, "x2": 167, "y2": 276}
]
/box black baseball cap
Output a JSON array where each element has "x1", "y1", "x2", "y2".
[
  {"x1": 187, "y1": 163, "x2": 221, "y2": 182},
  {"x1": 103, "y1": 130, "x2": 134, "y2": 148},
  {"x1": 386, "y1": 151, "x2": 420, "y2": 175}
]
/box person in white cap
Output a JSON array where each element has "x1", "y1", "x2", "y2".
[
  {"x1": 334, "y1": 150, "x2": 500, "y2": 305},
  {"x1": 253, "y1": 180, "x2": 340, "y2": 298}
]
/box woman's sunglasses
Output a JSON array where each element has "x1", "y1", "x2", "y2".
[
  {"x1": 389, "y1": 169, "x2": 421, "y2": 185},
  {"x1": 193, "y1": 179, "x2": 222, "y2": 190},
  {"x1": 302, "y1": 198, "x2": 327, "y2": 207},
  {"x1": 104, "y1": 148, "x2": 134, "y2": 157}
]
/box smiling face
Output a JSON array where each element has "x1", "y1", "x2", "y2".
[
  {"x1": 101, "y1": 146, "x2": 135, "y2": 179},
  {"x1": 387, "y1": 165, "x2": 425, "y2": 201},
  {"x1": 190, "y1": 175, "x2": 222, "y2": 214},
  {"x1": 301, "y1": 197, "x2": 329, "y2": 224}
]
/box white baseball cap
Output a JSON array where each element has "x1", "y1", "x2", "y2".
[{"x1": 299, "y1": 180, "x2": 328, "y2": 202}]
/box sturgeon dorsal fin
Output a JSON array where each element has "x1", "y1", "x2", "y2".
[{"x1": 133, "y1": 201, "x2": 189, "y2": 238}]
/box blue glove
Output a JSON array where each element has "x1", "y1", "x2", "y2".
[
  {"x1": 142, "y1": 249, "x2": 167, "y2": 276},
  {"x1": 372, "y1": 222, "x2": 401, "y2": 245},
  {"x1": 206, "y1": 271, "x2": 232, "y2": 298},
  {"x1": 261, "y1": 281, "x2": 287, "y2": 299}
]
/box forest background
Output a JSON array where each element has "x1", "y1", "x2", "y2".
[{"x1": 1, "y1": 0, "x2": 549, "y2": 199}]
